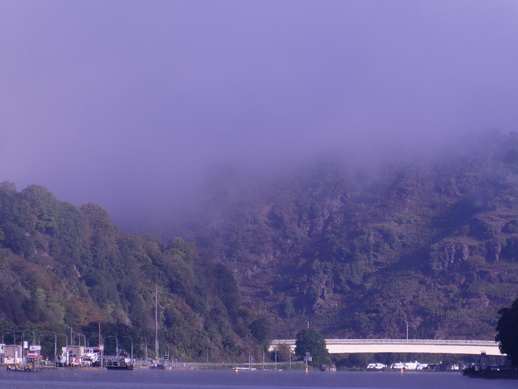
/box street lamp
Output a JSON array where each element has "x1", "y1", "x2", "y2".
[
  {"x1": 123, "y1": 336, "x2": 134, "y2": 361},
  {"x1": 86, "y1": 332, "x2": 104, "y2": 367},
  {"x1": 55, "y1": 333, "x2": 68, "y2": 365},
  {"x1": 104, "y1": 336, "x2": 118, "y2": 356},
  {"x1": 87, "y1": 334, "x2": 103, "y2": 347},
  {"x1": 2, "y1": 329, "x2": 15, "y2": 345},
  {"x1": 41, "y1": 331, "x2": 59, "y2": 365},
  {"x1": 22, "y1": 329, "x2": 36, "y2": 345},
  {"x1": 242, "y1": 333, "x2": 252, "y2": 368},
  {"x1": 72, "y1": 331, "x2": 86, "y2": 347},
  {"x1": 15, "y1": 330, "x2": 25, "y2": 347}
]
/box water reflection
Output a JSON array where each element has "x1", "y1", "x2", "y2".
[{"x1": 0, "y1": 369, "x2": 516, "y2": 389}]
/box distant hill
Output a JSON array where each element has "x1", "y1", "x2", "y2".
[{"x1": 187, "y1": 131, "x2": 518, "y2": 340}]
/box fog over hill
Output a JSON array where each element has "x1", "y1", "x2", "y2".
[
  {"x1": 183, "y1": 131, "x2": 518, "y2": 339},
  {"x1": 2, "y1": 1, "x2": 518, "y2": 235},
  {"x1": 3, "y1": 1, "x2": 518, "y2": 343}
]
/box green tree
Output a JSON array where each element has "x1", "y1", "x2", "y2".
[
  {"x1": 250, "y1": 317, "x2": 273, "y2": 348},
  {"x1": 495, "y1": 298, "x2": 518, "y2": 366},
  {"x1": 295, "y1": 328, "x2": 330, "y2": 367},
  {"x1": 272, "y1": 343, "x2": 293, "y2": 362},
  {"x1": 281, "y1": 297, "x2": 295, "y2": 318}
]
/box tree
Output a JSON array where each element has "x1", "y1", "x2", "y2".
[
  {"x1": 250, "y1": 318, "x2": 273, "y2": 349},
  {"x1": 495, "y1": 298, "x2": 518, "y2": 366},
  {"x1": 294, "y1": 328, "x2": 330, "y2": 367},
  {"x1": 272, "y1": 343, "x2": 293, "y2": 362}
]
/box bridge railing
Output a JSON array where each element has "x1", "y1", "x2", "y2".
[
  {"x1": 271, "y1": 339, "x2": 499, "y2": 346},
  {"x1": 327, "y1": 339, "x2": 498, "y2": 345}
]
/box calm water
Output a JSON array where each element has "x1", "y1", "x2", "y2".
[{"x1": 0, "y1": 369, "x2": 516, "y2": 389}]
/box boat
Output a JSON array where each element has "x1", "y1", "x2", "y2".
[
  {"x1": 6, "y1": 363, "x2": 42, "y2": 372},
  {"x1": 105, "y1": 353, "x2": 134, "y2": 370},
  {"x1": 390, "y1": 362, "x2": 405, "y2": 370},
  {"x1": 463, "y1": 365, "x2": 518, "y2": 379},
  {"x1": 105, "y1": 354, "x2": 134, "y2": 370},
  {"x1": 150, "y1": 362, "x2": 166, "y2": 369},
  {"x1": 462, "y1": 351, "x2": 518, "y2": 379},
  {"x1": 367, "y1": 363, "x2": 386, "y2": 370},
  {"x1": 82, "y1": 347, "x2": 101, "y2": 367}
]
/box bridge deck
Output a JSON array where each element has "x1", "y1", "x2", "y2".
[{"x1": 270, "y1": 339, "x2": 503, "y2": 356}]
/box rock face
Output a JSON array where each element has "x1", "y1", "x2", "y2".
[{"x1": 430, "y1": 241, "x2": 470, "y2": 271}]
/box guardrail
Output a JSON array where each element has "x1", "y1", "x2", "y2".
[
  {"x1": 327, "y1": 339, "x2": 498, "y2": 346},
  {"x1": 271, "y1": 338, "x2": 498, "y2": 346}
]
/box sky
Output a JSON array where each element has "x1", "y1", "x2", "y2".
[{"x1": 1, "y1": 1, "x2": 518, "y2": 233}]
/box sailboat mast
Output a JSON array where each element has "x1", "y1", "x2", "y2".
[{"x1": 155, "y1": 286, "x2": 159, "y2": 359}]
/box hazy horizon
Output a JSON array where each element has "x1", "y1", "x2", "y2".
[{"x1": 2, "y1": 1, "x2": 518, "y2": 234}]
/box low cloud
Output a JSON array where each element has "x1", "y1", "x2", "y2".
[{"x1": 1, "y1": 1, "x2": 517, "y2": 234}]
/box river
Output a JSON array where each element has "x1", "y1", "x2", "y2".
[{"x1": 0, "y1": 369, "x2": 516, "y2": 389}]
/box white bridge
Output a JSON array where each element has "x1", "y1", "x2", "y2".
[{"x1": 270, "y1": 339, "x2": 503, "y2": 356}]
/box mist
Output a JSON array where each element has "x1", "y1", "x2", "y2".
[{"x1": 2, "y1": 1, "x2": 518, "y2": 235}]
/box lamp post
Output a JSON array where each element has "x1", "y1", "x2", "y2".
[
  {"x1": 123, "y1": 336, "x2": 134, "y2": 361},
  {"x1": 72, "y1": 331, "x2": 86, "y2": 347},
  {"x1": 22, "y1": 329, "x2": 36, "y2": 345},
  {"x1": 105, "y1": 336, "x2": 118, "y2": 357},
  {"x1": 88, "y1": 333, "x2": 103, "y2": 346},
  {"x1": 2, "y1": 329, "x2": 15, "y2": 345},
  {"x1": 86, "y1": 332, "x2": 103, "y2": 367},
  {"x1": 405, "y1": 321, "x2": 409, "y2": 340},
  {"x1": 87, "y1": 334, "x2": 100, "y2": 347},
  {"x1": 55, "y1": 333, "x2": 68, "y2": 365},
  {"x1": 41, "y1": 331, "x2": 58, "y2": 365},
  {"x1": 15, "y1": 330, "x2": 25, "y2": 345},
  {"x1": 15, "y1": 330, "x2": 26, "y2": 362},
  {"x1": 243, "y1": 332, "x2": 252, "y2": 368},
  {"x1": 13, "y1": 330, "x2": 24, "y2": 363}
]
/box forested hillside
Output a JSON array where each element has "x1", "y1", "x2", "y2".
[
  {"x1": 2, "y1": 132, "x2": 518, "y2": 358},
  {"x1": 188, "y1": 131, "x2": 518, "y2": 340},
  {"x1": 0, "y1": 183, "x2": 256, "y2": 360}
]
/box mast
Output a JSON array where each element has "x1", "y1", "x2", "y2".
[{"x1": 155, "y1": 286, "x2": 159, "y2": 359}]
